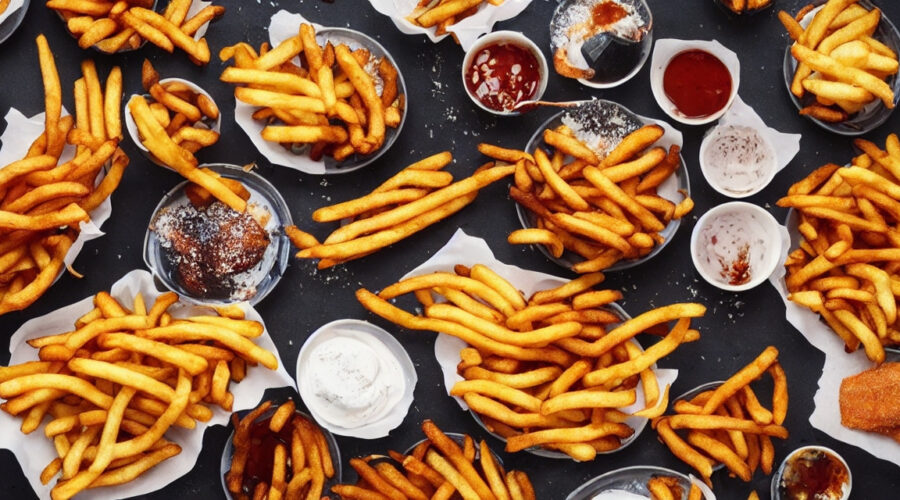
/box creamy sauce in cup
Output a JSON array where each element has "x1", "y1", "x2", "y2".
[
  {"x1": 299, "y1": 329, "x2": 405, "y2": 429},
  {"x1": 702, "y1": 125, "x2": 775, "y2": 196}
]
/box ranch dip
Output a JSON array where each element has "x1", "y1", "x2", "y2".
[
  {"x1": 701, "y1": 125, "x2": 776, "y2": 196},
  {"x1": 299, "y1": 329, "x2": 405, "y2": 429}
]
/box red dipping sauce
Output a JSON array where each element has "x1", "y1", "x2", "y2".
[
  {"x1": 465, "y1": 41, "x2": 541, "y2": 112},
  {"x1": 662, "y1": 49, "x2": 732, "y2": 118},
  {"x1": 241, "y1": 415, "x2": 294, "y2": 493}
]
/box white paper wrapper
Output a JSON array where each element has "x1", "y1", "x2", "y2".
[
  {"x1": 368, "y1": 0, "x2": 532, "y2": 52},
  {"x1": 0, "y1": 269, "x2": 295, "y2": 499},
  {"x1": 187, "y1": 1, "x2": 213, "y2": 39},
  {"x1": 714, "y1": 95, "x2": 801, "y2": 178},
  {"x1": 0, "y1": 0, "x2": 23, "y2": 26},
  {"x1": 0, "y1": 108, "x2": 111, "y2": 272},
  {"x1": 769, "y1": 217, "x2": 900, "y2": 465},
  {"x1": 402, "y1": 230, "x2": 678, "y2": 441}
]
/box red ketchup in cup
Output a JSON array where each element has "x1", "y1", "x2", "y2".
[{"x1": 464, "y1": 41, "x2": 541, "y2": 113}]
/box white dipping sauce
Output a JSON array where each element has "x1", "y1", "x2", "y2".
[
  {"x1": 702, "y1": 125, "x2": 775, "y2": 195},
  {"x1": 696, "y1": 210, "x2": 771, "y2": 287},
  {"x1": 300, "y1": 329, "x2": 405, "y2": 429},
  {"x1": 591, "y1": 491, "x2": 649, "y2": 500}
]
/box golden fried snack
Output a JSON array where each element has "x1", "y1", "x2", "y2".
[
  {"x1": 653, "y1": 346, "x2": 789, "y2": 485},
  {"x1": 48, "y1": 0, "x2": 224, "y2": 60},
  {"x1": 356, "y1": 264, "x2": 704, "y2": 460},
  {"x1": 0, "y1": 36, "x2": 128, "y2": 316},
  {"x1": 220, "y1": 22, "x2": 405, "y2": 163},
  {"x1": 0, "y1": 289, "x2": 280, "y2": 499}
]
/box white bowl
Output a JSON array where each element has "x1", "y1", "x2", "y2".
[
  {"x1": 650, "y1": 38, "x2": 740, "y2": 126},
  {"x1": 690, "y1": 201, "x2": 781, "y2": 292},
  {"x1": 699, "y1": 123, "x2": 777, "y2": 198},
  {"x1": 771, "y1": 446, "x2": 851, "y2": 500},
  {"x1": 461, "y1": 30, "x2": 548, "y2": 116},
  {"x1": 125, "y1": 77, "x2": 222, "y2": 169},
  {"x1": 296, "y1": 319, "x2": 417, "y2": 439}
]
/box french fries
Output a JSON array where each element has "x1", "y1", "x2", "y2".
[
  {"x1": 49, "y1": 0, "x2": 224, "y2": 60},
  {"x1": 129, "y1": 60, "x2": 220, "y2": 157},
  {"x1": 653, "y1": 346, "x2": 789, "y2": 485},
  {"x1": 224, "y1": 399, "x2": 334, "y2": 499},
  {"x1": 286, "y1": 152, "x2": 513, "y2": 268},
  {"x1": 406, "y1": 0, "x2": 499, "y2": 39},
  {"x1": 331, "y1": 420, "x2": 534, "y2": 500},
  {"x1": 780, "y1": 0, "x2": 899, "y2": 123},
  {"x1": 356, "y1": 264, "x2": 704, "y2": 460},
  {"x1": 0, "y1": 36, "x2": 128, "y2": 316},
  {"x1": 483, "y1": 121, "x2": 691, "y2": 273},
  {"x1": 220, "y1": 22, "x2": 405, "y2": 164},
  {"x1": 720, "y1": 0, "x2": 771, "y2": 15},
  {"x1": 780, "y1": 134, "x2": 900, "y2": 363},
  {"x1": 0, "y1": 287, "x2": 280, "y2": 499}
]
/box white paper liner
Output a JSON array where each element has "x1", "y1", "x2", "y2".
[
  {"x1": 769, "y1": 220, "x2": 900, "y2": 465},
  {"x1": 700, "y1": 95, "x2": 801, "y2": 197},
  {"x1": 649, "y1": 39, "x2": 741, "y2": 124},
  {"x1": 401, "y1": 229, "x2": 678, "y2": 432},
  {"x1": 0, "y1": 0, "x2": 23, "y2": 26},
  {"x1": 0, "y1": 108, "x2": 111, "y2": 273},
  {"x1": 0, "y1": 269, "x2": 295, "y2": 499},
  {"x1": 368, "y1": 0, "x2": 532, "y2": 52},
  {"x1": 296, "y1": 319, "x2": 417, "y2": 439},
  {"x1": 187, "y1": 1, "x2": 213, "y2": 40}
]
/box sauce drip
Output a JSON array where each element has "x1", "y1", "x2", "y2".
[
  {"x1": 778, "y1": 448, "x2": 850, "y2": 500},
  {"x1": 465, "y1": 42, "x2": 541, "y2": 112},
  {"x1": 662, "y1": 50, "x2": 732, "y2": 118},
  {"x1": 592, "y1": 1, "x2": 628, "y2": 26}
]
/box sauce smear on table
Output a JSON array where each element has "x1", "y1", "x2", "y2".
[
  {"x1": 465, "y1": 41, "x2": 541, "y2": 112},
  {"x1": 662, "y1": 49, "x2": 732, "y2": 118}
]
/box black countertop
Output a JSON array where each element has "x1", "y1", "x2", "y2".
[{"x1": 1, "y1": 0, "x2": 898, "y2": 498}]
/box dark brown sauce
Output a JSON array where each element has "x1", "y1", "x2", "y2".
[{"x1": 778, "y1": 448, "x2": 850, "y2": 500}]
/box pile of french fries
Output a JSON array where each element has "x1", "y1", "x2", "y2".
[
  {"x1": 220, "y1": 22, "x2": 404, "y2": 163},
  {"x1": 780, "y1": 134, "x2": 900, "y2": 364},
  {"x1": 49, "y1": 0, "x2": 223, "y2": 60},
  {"x1": 129, "y1": 89, "x2": 246, "y2": 214},
  {"x1": 407, "y1": 0, "x2": 504, "y2": 37},
  {"x1": 481, "y1": 123, "x2": 692, "y2": 273},
  {"x1": 225, "y1": 399, "x2": 335, "y2": 500},
  {"x1": 0, "y1": 288, "x2": 280, "y2": 500},
  {"x1": 0, "y1": 36, "x2": 128, "y2": 316},
  {"x1": 286, "y1": 152, "x2": 514, "y2": 269},
  {"x1": 653, "y1": 346, "x2": 789, "y2": 486},
  {"x1": 720, "y1": 0, "x2": 771, "y2": 15},
  {"x1": 779, "y1": 0, "x2": 899, "y2": 123},
  {"x1": 133, "y1": 59, "x2": 220, "y2": 158},
  {"x1": 647, "y1": 475, "x2": 702, "y2": 500},
  {"x1": 356, "y1": 265, "x2": 706, "y2": 461},
  {"x1": 332, "y1": 420, "x2": 535, "y2": 500}
]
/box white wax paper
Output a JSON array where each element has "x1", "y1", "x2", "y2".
[
  {"x1": 0, "y1": 0, "x2": 23, "y2": 26},
  {"x1": 769, "y1": 217, "x2": 900, "y2": 465},
  {"x1": 368, "y1": 0, "x2": 532, "y2": 51},
  {"x1": 401, "y1": 230, "x2": 678, "y2": 446},
  {"x1": 0, "y1": 108, "x2": 111, "y2": 272},
  {"x1": 0, "y1": 269, "x2": 295, "y2": 499}
]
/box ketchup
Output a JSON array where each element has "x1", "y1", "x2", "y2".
[
  {"x1": 662, "y1": 50, "x2": 732, "y2": 118},
  {"x1": 465, "y1": 42, "x2": 541, "y2": 112}
]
